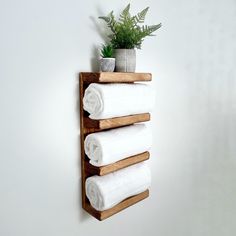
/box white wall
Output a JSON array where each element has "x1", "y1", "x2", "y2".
[{"x1": 0, "y1": 0, "x2": 235, "y2": 235}]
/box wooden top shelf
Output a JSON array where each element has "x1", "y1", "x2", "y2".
[{"x1": 80, "y1": 72, "x2": 152, "y2": 83}]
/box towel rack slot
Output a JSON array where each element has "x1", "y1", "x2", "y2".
[
  {"x1": 80, "y1": 72, "x2": 152, "y2": 220},
  {"x1": 84, "y1": 151, "x2": 150, "y2": 176},
  {"x1": 83, "y1": 113, "x2": 150, "y2": 133},
  {"x1": 84, "y1": 190, "x2": 149, "y2": 221}
]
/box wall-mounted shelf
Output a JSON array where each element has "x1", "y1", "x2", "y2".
[
  {"x1": 84, "y1": 190, "x2": 149, "y2": 221},
  {"x1": 81, "y1": 72, "x2": 152, "y2": 83},
  {"x1": 79, "y1": 72, "x2": 152, "y2": 221},
  {"x1": 85, "y1": 151, "x2": 150, "y2": 176},
  {"x1": 83, "y1": 113, "x2": 150, "y2": 133}
]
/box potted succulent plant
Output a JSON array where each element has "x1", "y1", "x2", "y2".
[
  {"x1": 100, "y1": 43, "x2": 115, "y2": 72},
  {"x1": 99, "y1": 4, "x2": 161, "y2": 72}
]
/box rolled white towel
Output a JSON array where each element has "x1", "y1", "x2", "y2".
[
  {"x1": 84, "y1": 124, "x2": 152, "y2": 167},
  {"x1": 83, "y1": 83, "x2": 155, "y2": 119},
  {"x1": 85, "y1": 162, "x2": 151, "y2": 211}
]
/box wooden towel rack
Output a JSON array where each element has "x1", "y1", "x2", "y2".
[{"x1": 79, "y1": 72, "x2": 152, "y2": 221}]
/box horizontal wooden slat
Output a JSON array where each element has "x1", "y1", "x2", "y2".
[
  {"x1": 84, "y1": 113, "x2": 150, "y2": 133},
  {"x1": 85, "y1": 152, "x2": 150, "y2": 176},
  {"x1": 84, "y1": 190, "x2": 149, "y2": 221},
  {"x1": 80, "y1": 72, "x2": 152, "y2": 83}
]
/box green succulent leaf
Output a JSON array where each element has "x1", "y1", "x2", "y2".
[{"x1": 100, "y1": 43, "x2": 114, "y2": 58}]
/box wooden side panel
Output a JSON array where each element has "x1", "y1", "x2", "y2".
[{"x1": 79, "y1": 74, "x2": 87, "y2": 210}]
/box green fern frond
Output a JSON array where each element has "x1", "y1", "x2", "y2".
[
  {"x1": 98, "y1": 4, "x2": 162, "y2": 49},
  {"x1": 132, "y1": 7, "x2": 149, "y2": 24},
  {"x1": 99, "y1": 11, "x2": 117, "y2": 33},
  {"x1": 141, "y1": 23, "x2": 162, "y2": 36},
  {"x1": 98, "y1": 16, "x2": 110, "y2": 23},
  {"x1": 148, "y1": 23, "x2": 162, "y2": 33},
  {"x1": 120, "y1": 3, "x2": 131, "y2": 20}
]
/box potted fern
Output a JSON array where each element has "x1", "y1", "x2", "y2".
[
  {"x1": 100, "y1": 43, "x2": 115, "y2": 72},
  {"x1": 99, "y1": 4, "x2": 161, "y2": 72}
]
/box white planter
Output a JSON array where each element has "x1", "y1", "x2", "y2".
[
  {"x1": 115, "y1": 49, "x2": 136, "y2": 72},
  {"x1": 100, "y1": 58, "x2": 115, "y2": 72}
]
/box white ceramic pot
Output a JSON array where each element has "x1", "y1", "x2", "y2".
[
  {"x1": 100, "y1": 58, "x2": 115, "y2": 72},
  {"x1": 115, "y1": 49, "x2": 136, "y2": 72}
]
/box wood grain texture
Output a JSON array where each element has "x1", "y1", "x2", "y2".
[
  {"x1": 79, "y1": 73, "x2": 87, "y2": 210},
  {"x1": 81, "y1": 72, "x2": 152, "y2": 83},
  {"x1": 79, "y1": 72, "x2": 151, "y2": 220},
  {"x1": 84, "y1": 113, "x2": 150, "y2": 133},
  {"x1": 84, "y1": 151, "x2": 150, "y2": 176},
  {"x1": 84, "y1": 190, "x2": 149, "y2": 221}
]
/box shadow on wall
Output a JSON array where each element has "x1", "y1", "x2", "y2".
[
  {"x1": 89, "y1": 5, "x2": 110, "y2": 72},
  {"x1": 76, "y1": 5, "x2": 109, "y2": 222},
  {"x1": 90, "y1": 44, "x2": 100, "y2": 72},
  {"x1": 78, "y1": 177, "x2": 90, "y2": 222}
]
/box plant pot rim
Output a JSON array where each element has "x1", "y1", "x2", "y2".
[
  {"x1": 101, "y1": 57, "x2": 115, "y2": 60},
  {"x1": 115, "y1": 48, "x2": 136, "y2": 50}
]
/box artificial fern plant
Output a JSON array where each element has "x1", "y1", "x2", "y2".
[{"x1": 99, "y1": 4, "x2": 162, "y2": 49}]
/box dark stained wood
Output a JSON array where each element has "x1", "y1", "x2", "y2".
[
  {"x1": 85, "y1": 152, "x2": 150, "y2": 176},
  {"x1": 79, "y1": 73, "x2": 87, "y2": 210}
]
